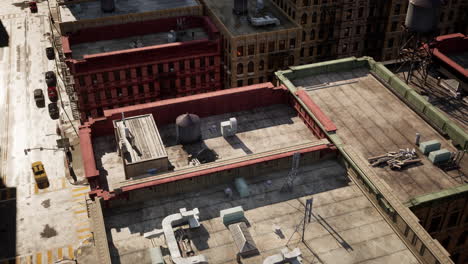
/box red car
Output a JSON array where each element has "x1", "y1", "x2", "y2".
[
  {"x1": 47, "y1": 86, "x2": 58, "y2": 102},
  {"x1": 29, "y1": 2, "x2": 38, "y2": 13}
]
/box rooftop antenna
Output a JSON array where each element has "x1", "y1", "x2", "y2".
[{"x1": 121, "y1": 112, "x2": 126, "y2": 126}]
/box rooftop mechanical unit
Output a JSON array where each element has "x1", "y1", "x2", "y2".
[
  {"x1": 248, "y1": 15, "x2": 280, "y2": 27},
  {"x1": 405, "y1": 0, "x2": 441, "y2": 33}
]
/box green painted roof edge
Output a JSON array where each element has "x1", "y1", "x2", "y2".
[{"x1": 404, "y1": 183, "x2": 468, "y2": 208}]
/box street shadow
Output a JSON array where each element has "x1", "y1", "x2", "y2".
[
  {"x1": 0, "y1": 177, "x2": 17, "y2": 260},
  {"x1": 0, "y1": 20, "x2": 9, "y2": 47}
]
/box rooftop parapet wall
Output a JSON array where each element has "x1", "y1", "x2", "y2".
[
  {"x1": 276, "y1": 56, "x2": 468, "y2": 150},
  {"x1": 432, "y1": 33, "x2": 468, "y2": 79}
]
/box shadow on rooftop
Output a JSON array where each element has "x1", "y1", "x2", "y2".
[{"x1": 0, "y1": 177, "x2": 17, "y2": 261}]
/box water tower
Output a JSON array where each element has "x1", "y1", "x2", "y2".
[{"x1": 396, "y1": 0, "x2": 442, "y2": 86}]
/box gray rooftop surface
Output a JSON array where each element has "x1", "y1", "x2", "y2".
[
  {"x1": 447, "y1": 51, "x2": 468, "y2": 69},
  {"x1": 59, "y1": 0, "x2": 199, "y2": 23},
  {"x1": 114, "y1": 114, "x2": 167, "y2": 164},
  {"x1": 103, "y1": 159, "x2": 419, "y2": 264},
  {"x1": 203, "y1": 0, "x2": 297, "y2": 36},
  {"x1": 291, "y1": 67, "x2": 467, "y2": 202},
  {"x1": 94, "y1": 104, "x2": 320, "y2": 191},
  {"x1": 70, "y1": 27, "x2": 208, "y2": 59}
]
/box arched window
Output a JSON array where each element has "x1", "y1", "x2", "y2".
[
  {"x1": 292, "y1": 11, "x2": 295, "y2": 19},
  {"x1": 312, "y1": 12, "x2": 317, "y2": 23},
  {"x1": 301, "y1": 13, "x2": 307, "y2": 25},
  {"x1": 310, "y1": 29, "x2": 315, "y2": 40},
  {"x1": 259, "y1": 60, "x2": 264, "y2": 71},
  {"x1": 237, "y1": 63, "x2": 243, "y2": 74},
  {"x1": 320, "y1": 12, "x2": 326, "y2": 22},
  {"x1": 248, "y1": 61, "x2": 254, "y2": 73},
  {"x1": 302, "y1": 31, "x2": 306, "y2": 41},
  {"x1": 288, "y1": 55, "x2": 295, "y2": 66}
]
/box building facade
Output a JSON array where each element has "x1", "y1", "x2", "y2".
[{"x1": 61, "y1": 16, "x2": 222, "y2": 121}]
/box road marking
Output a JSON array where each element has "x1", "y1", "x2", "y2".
[
  {"x1": 36, "y1": 253, "x2": 42, "y2": 264},
  {"x1": 75, "y1": 221, "x2": 89, "y2": 227},
  {"x1": 78, "y1": 233, "x2": 92, "y2": 240},
  {"x1": 34, "y1": 184, "x2": 38, "y2": 195},
  {"x1": 25, "y1": 256, "x2": 32, "y2": 264},
  {"x1": 61, "y1": 178, "x2": 66, "y2": 189},
  {"x1": 72, "y1": 186, "x2": 88, "y2": 192},
  {"x1": 74, "y1": 214, "x2": 89, "y2": 220},
  {"x1": 57, "y1": 248, "x2": 62, "y2": 259},
  {"x1": 72, "y1": 192, "x2": 86, "y2": 198},
  {"x1": 77, "y1": 227, "x2": 90, "y2": 233},
  {"x1": 47, "y1": 250, "x2": 52, "y2": 264},
  {"x1": 74, "y1": 209, "x2": 87, "y2": 214},
  {"x1": 68, "y1": 246, "x2": 74, "y2": 259}
]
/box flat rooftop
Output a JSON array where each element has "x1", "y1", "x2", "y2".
[
  {"x1": 203, "y1": 0, "x2": 297, "y2": 36},
  {"x1": 59, "y1": 0, "x2": 199, "y2": 23},
  {"x1": 292, "y1": 67, "x2": 467, "y2": 202},
  {"x1": 70, "y1": 27, "x2": 208, "y2": 59},
  {"x1": 94, "y1": 104, "x2": 320, "y2": 191},
  {"x1": 114, "y1": 114, "x2": 167, "y2": 164},
  {"x1": 103, "y1": 160, "x2": 419, "y2": 263}
]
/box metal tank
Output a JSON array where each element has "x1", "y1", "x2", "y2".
[
  {"x1": 405, "y1": 0, "x2": 441, "y2": 33},
  {"x1": 176, "y1": 113, "x2": 201, "y2": 144},
  {"x1": 100, "y1": 0, "x2": 115, "y2": 13}
]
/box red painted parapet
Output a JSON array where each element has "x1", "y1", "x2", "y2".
[
  {"x1": 432, "y1": 33, "x2": 468, "y2": 79},
  {"x1": 78, "y1": 125, "x2": 100, "y2": 189},
  {"x1": 294, "y1": 90, "x2": 337, "y2": 138}
]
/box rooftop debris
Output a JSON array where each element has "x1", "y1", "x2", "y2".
[{"x1": 368, "y1": 148, "x2": 421, "y2": 170}]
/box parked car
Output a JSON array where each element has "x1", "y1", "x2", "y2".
[
  {"x1": 31, "y1": 161, "x2": 49, "y2": 189},
  {"x1": 48, "y1": 102, "x2": 59, "y2": 120},
  {"x1": 45, "y1": 47, "x2": 55, "y2": 60},
  {"x1": 33, "y1": 89, "x2": 45, "y2": 107},
  {"x1": 29, "y1": 2, "x2": 38, "y2": 13},
  {"x1": 45, "y1": 71, "x2": 56, "y2": 87},
  {"x1": 47, "y1": 86, "x2": 58, "y2": 102}
]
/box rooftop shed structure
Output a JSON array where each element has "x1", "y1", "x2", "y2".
[{"x1": 114, "y1": 114, "x2": 169, "y2": 179}]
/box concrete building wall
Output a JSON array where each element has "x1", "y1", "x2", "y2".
[
  {"x1": 62, "y1": 16, "x2": 222, "y2": 122},
  {"x1": 125, "y1": 158, "x2": 169, "y2": 179}
]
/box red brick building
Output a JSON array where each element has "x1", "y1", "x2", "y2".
[{"x1": 61, "y1": 16, "x2": 221, "y2": 121}]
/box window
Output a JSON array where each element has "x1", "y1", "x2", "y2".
[
  {"x1": 309, "y1": 46, "x2": 314, "y2": 56},
  {"x1": 344, "y1": 27, "x2": 350, "y2": 37},
  {"x1": 78, "y1": 76, "x2": 85, "y2": 86},
  {"x1": 394, "y1": 4, "x2": 401, "y2": 15},
  {"x1": 105, "y1": 89, "x2": 111, "y2": 99},
  {"x1": 180, "y1": 78, "x2": 186, "y2": 88},
  {"x1": 419, "y1": 245, "x2": 425, "y2": 256},
  {"x1": 248, "y1": 44, "x2": 255, "y2": 55},
  {"x1": 199, "y1": 58, "x2": 205, "y2": 68},
  {"x1": 268, "y1": 59, "x2": 274, "y2": 69},
  {"x1": 447, "y1": 211, "x2": 460, "y2": 228},
  {"x1": 237, "y1": 46, "x2": 244, "y2": 57},
  {"x1": 209, "y1": 72, "x2": 215, "y2": 82},
  {"x1": 179, "y1": 61, "x2": 185, "y2": 71},
  {"x1": 346, "y1": 9, "x2": 352, "y2": 19},
  {"x1": 391, "y1": 21, "x2": 398, "y2": 32},
  {"x1": 318, "y1": 29, "x2": 324, "y2": 39},
  {"x1": 268, "y1": 41, "x2": 275, "y2": 52},
  {"x1": 342, "y1": 44, "x2": 348, "y2": 53},
  {"x1": 457, "y1": 231, "x2": 467, "y2": 246},
  {"x1": 237, "y1": 80, "x2": 243, "y2": 87},
  {"x1": 248, "y1": 61, "x2": 254, "y2": 73},
  {"x1": 387, "y1": 38, "x2": 394, "y2": 48},
  {"x1": 302, "y1": 31, "x2": 306, "y2": 41},
  {"x1": 301, "y1": 13, "x2": 307, "y2": 25},
  {"x1": 328, "y1": 28, "x2": 334, "y2": 39},
  {"x1": 237, "y1": 63, "x2": 244, "y2": 74},
  {"x1": 102, "y1": 72, "x2": 109, "y2": 82},
  {"x1": 300, "y1": 48, "x2": 304, "y2": 57},
  {"x1": 127, "y1": 86, "x2": 133, "y2": 96},
  {"x1": 82, "y1": 93, "x2": 88, "y2": 104},
  {"x1": 147, "y1": 65, "x2": 153, "y2": 75},
  {"x1": 116, "y1": 87, "x2": 122, "y2": 96},
  {"x1": 302, "y1": 0, "x2": 309, "y2": 6},
  {"x1": 312, "y1": 12, "x2": 317, "y2": 23},
  {"x1": 190, "y1": 59, "x2": 195, "y2": 69},
  {"x1": 158, "y1": 64, "x2": 164, "y2": 73},
  {"x1": 310, "y1": 29, "x2": 315, "y2": 40},
  {"x1": 317, "y1": 45, "x2": 322, "y2": 55},
  {"x1": 138, "y1": 85, "x2": 144, "y2": 94},
  {"x1": 356, "y1": 25, "x2": 361, "y2": 35},
  {"x1": 149, "y1": 82, "x2": 155, "y2": 93},
  {"x1": 288, "y1": 55, "x2": 294, "y2": 65},
  {"x1": 320, "y1": 12, "x2": 326, "y2": 22},
  {"x1": 209, "y1": 56, "x2": 215, "y2": 66},
  {"x1": 202, "y1": 74, "x2": 207, "y2": 84},
  {"x1": 248, "y1": 78, "x2": 254, "y2": 85},
  {"x1": 428, "y1": 215, "x2": 442, "y2": 233},
  {"x1": 358, "y1": 7, "x2": 364, "y2": 18},
  {"x1": 91, "y1": 74, "x2": 98, "y2": 84},
  {"x1": 448, "y1": 10, "x2": 454, "y2": 21},
  {"x1": 259, "y1": 60, "x2": 264, "y2": 71},
  {"x1": 190, "y1": 76, "x2": 196, "y2": 87},
  {"x1": 289, "y1": 38, "x2": 296, "y2": 48},
  {"x1": 440, "y1": 12, "x2": 445, "y2": 22},
  {"x1": 259, "y1": 42, "x2": 266, "y2": 53},
  {"x1": 259, "y1": 77, "x2": 264, "y2": 83},
  {"x1": 279, "y1": 40, "x2": 286, "y2": 50},
  {"x1": 353, "y1": 42, "x2": 358, "y2": 51},
  {"x1": 125, "y1": 70, "x2": 131, "y2": 80}
]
